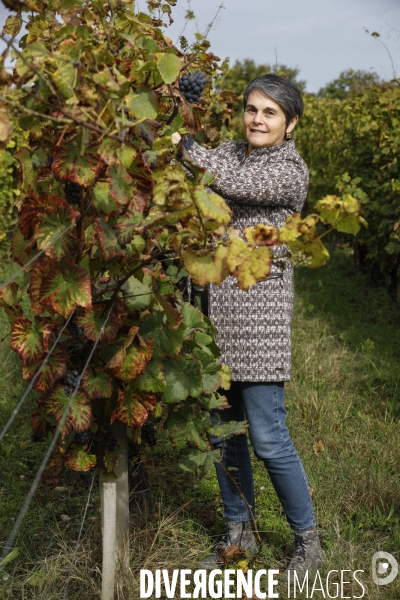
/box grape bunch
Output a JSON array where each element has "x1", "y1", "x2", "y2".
[
  {"x1": 178, "y1": 71, "x2": 207, "y2": 104},
  {"x1": 141, "y1": 422, "x2": 157, "y2": 448},
  {"x1": 74, "y1": 429, "x2": 91, "y2": 445},
  {"x1": 65, "y1": 181, "x2": 81, "y2": 206},
  {"x1": 69, "y1": 321, "x2": 84, "y2": 337},
  {"x1": 104, "y1": 430, "x2": 117, "y2": 450},
  {"x1": 62, "y1": 369, "x2": 80, "y2": 397}
]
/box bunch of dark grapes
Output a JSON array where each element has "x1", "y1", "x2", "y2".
[
  {"x1": 69, "y1": 321, "x2": 84, "y2": 337},
  {"x1": 141, "y1": 422, "x2": 157, "y2": 448},
  {"x1": 178, "y1": 71, "x2": 207, "y2": 104},
  {"x1": 104, "y1": 430, "x2": 117, "y2": 450},
  {"x1": 63, "y1": 369, "x2": 80, "y2": 397},
  {"x1": 74, "y1": 429, "x2": 91, "y2": 445},
  {"x1": 65, "y1": 181, "x2": 81, "y2": 206}
]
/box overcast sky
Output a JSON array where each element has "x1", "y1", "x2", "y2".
[
  {"x1": 0, "y1": 0, "x2": 399, "y2": 92},
  {"x1": 160, "y1": 0, "x2": 400, "y2": 92}
]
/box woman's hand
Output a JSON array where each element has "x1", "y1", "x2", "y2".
[{"x1": 171, "y1": 132, "x2": 182, "y2": 145}]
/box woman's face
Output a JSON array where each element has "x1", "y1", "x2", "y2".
[{"x1": 243, "y1": 89, "x2": 298, "y2": 153}]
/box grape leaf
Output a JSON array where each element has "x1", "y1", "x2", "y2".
[
  {"x1": 129, "y1": 86, "x2": 159, "y2": 119},
  {"x1": 82, "y1": 369, "x2": 113, "y2": 399},
  {"x1": 108, "y1": 165, "x2": 133, "y2": 206},
  {"x1": 133, "y1": 359, "x2": 166, "y2": 393},
  {"x1": 183, "y1": 245, "x2": 230, "y2": 287},
  {"x1": 177, "y1": 448, "x2": 221, "y2": 474},
  {"x1": 36, "y1": 201, "x2": 79, "y2": 261},
  {"x1": 156, "y1": 52, "x2": 181, "y2": 84},
  {"x1": 92, "y1": 181, "x2": 119, "y2": 214},
  {"x1": 10, "y1": 230, "x2": 35, "y2": 267},
  {"x1": 115, "y1": 208, "x2": 144, "y2": 245},
  {"x1": 139, "y1": 312, "x2": 186, "y2": 358},
  {"x1": 2, "y1": 14, "x2": 23, "y2": 37},
  {"x1": 165, "y1": 406, "x2": 209, "y2": 450},
  {"x1": 106, "y1": 326, "x2": 154, "y2": 382},
  {"x1": 52, "y1": 143, "x2": 104, "y2": 187},
  {"x1": 209, "y1": 420, "x2": 248, "y2": 439},
  {"x1": 243, "y1": 224, "x2": 278, "y2": 247},
  {"x1": 95, "y1": 216, "x2": 122, "y2": 260},
  {"x1": 65, "y1": 447, "x2": 96, "y2": 472},
  {"x1": 182, "y1": 302, "x2": 204, "y2": 329},
  {"x1": 152, "y1": 279, "x2": 183, "y2": 330},
  {"x1": 0, "y1": 282, "x2": 23, "y2": 324},
  {"x1": 40, "y1": 259, "x2": 92, "y2": 318},
  {"x1": 11, "y1": 317, "x2": 45, "y2": 366},
  {"x1": 46, "y1": 386, "x2": 92, "y2": 436},
  {"x1": 227, "y1": 238, "x2": 273, "y2": 291},
  {"x1": 162, "y1": 356, "x2": 203, "y2": 403},
  {"x1": 287, "y1": 239, "x2": 330, "y2": 268},
  {"x1": 194, "y1": 187, "x2": 232, "y2": 224},
  {"x1": 315, "y1": 194, "x2": 364, "y2": 235},
  {"x1": 110, "y1": 387, "x2": 156, "y2": 428},
  {"x1": 77, "y1": 306, "x2": 119, "y2": 342},
  {"x1": 22, "y1": 346, "x2": 68, "y2": 393}
]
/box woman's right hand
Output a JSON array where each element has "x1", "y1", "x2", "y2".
[{"x1": 171, "y1": 132, "x2": 182, "y2": 145}]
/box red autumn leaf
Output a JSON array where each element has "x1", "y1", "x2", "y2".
[
  {"x1": 22, "y1": 346, "x2": 68, "y2": 393},
  {"x1": 110, "y1": 387, "x2": 156, "y2": 428},
  {"x1": 65, "y1": 447, "x2": 97, "y2": 472},
  {"x1": 11, "y1": 317, "x2": 45, "y2": 366},
  {"x1": 45, "y1": 385, "x2": 92, "y2": 437},
  {"x1": 52, "y1": 143, "x2": 105, "y2": 187},
  {"x1": 40, "y1": 259, "x2": 92, "y2": 318},
  {"x1": 77, "y1": 306, "x2": 119, "y2": 343},
  {"x1": 82, "y1": 369, "x2": 113, "y2": 399},
  {"x1": 106, "y1": 330, "x2": 154, "y2": 382},
  {"x1": 94, "y1": 216, "x2": 122, "y2": 261}
]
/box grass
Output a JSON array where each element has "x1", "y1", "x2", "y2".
[{"x1": 0, "y1": 247, "x2": 399, "y2": 599}]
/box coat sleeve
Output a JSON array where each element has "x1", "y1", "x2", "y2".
[
  {"x1": 185, "y1": 139, "x2": 309, "y2": 213},
  {"x1": 219, "y1": 159, "x2": 309, "y2": 211}
]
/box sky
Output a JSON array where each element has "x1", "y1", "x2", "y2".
[
  {"x1": 0, "y1": 0, "x2": 399, "y2": 92},
  {"x1": 159, "y1": 0, "x2": 400, "y2": 92}
]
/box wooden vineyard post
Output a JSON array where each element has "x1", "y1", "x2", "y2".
[{"x1": 100, "y1": 422, "x2": 130, "y2": 600}]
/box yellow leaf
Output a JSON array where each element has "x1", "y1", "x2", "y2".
[
  {"x1": 237, "y1": 247, "x2": 273, "y2": 291},
  {"x1": 244, "y1": 223, "x2": 278, "y2": 247},
  {"x1": 227, "y1": 238, "x2": 251, "y2": 273},
  {"x1": 183, "y1": 245, "x2": 229, "y2": 286},
  {"x1": 194, "y1": 187, "x2": 232, "y2": 225},
  {"x1": 287, "y1": 239, "x2": 330, "y2": 268}
]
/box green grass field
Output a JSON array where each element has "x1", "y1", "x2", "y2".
[{"x1": 0, "y1": 248, "x2": 399, "y2": 599}]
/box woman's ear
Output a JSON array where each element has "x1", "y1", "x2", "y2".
[{"x1": 286, "y1": 115, "x2": 299, "y2": 135}]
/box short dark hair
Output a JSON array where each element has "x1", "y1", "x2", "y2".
[{"x1": 243, "y1": 74, "x2": 304, "y2": 124}]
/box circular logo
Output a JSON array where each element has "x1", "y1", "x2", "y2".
[{"x1": 372, "y1": 552, "x2": 398, "y2": 586}]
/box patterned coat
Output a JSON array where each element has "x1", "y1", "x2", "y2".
[{"x1": 185, "y1": 138, "x2": 309, "y2": 382}]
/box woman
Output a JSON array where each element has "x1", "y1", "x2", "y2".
[{"x1": 172, "y1": 74, "x2": 322, "y2": 579}]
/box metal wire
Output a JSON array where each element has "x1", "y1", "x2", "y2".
[
  {"x1": 62, "y1": 472, "x2": 96, "y2": 599},
  {"x1": 0, "y1": 302, "x2": 114, "y2": 567},
  {"x1": 0, "y1": 312, "x2": 74, "y2": 445}
]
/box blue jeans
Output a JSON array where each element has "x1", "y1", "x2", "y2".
[{"x1": 210, "y1": 381, "x2": 316, "y2": 533}]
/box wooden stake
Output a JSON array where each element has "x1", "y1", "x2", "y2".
[
  {"x1": 100, "y1": 473, "x2": 117, "y2": 600},
  {"x1": 113, "y1": 421, "x2": 129, "y2": 570},
  {"x1": 100, "y1": 421, "x2": 130, "y2": 600}
]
